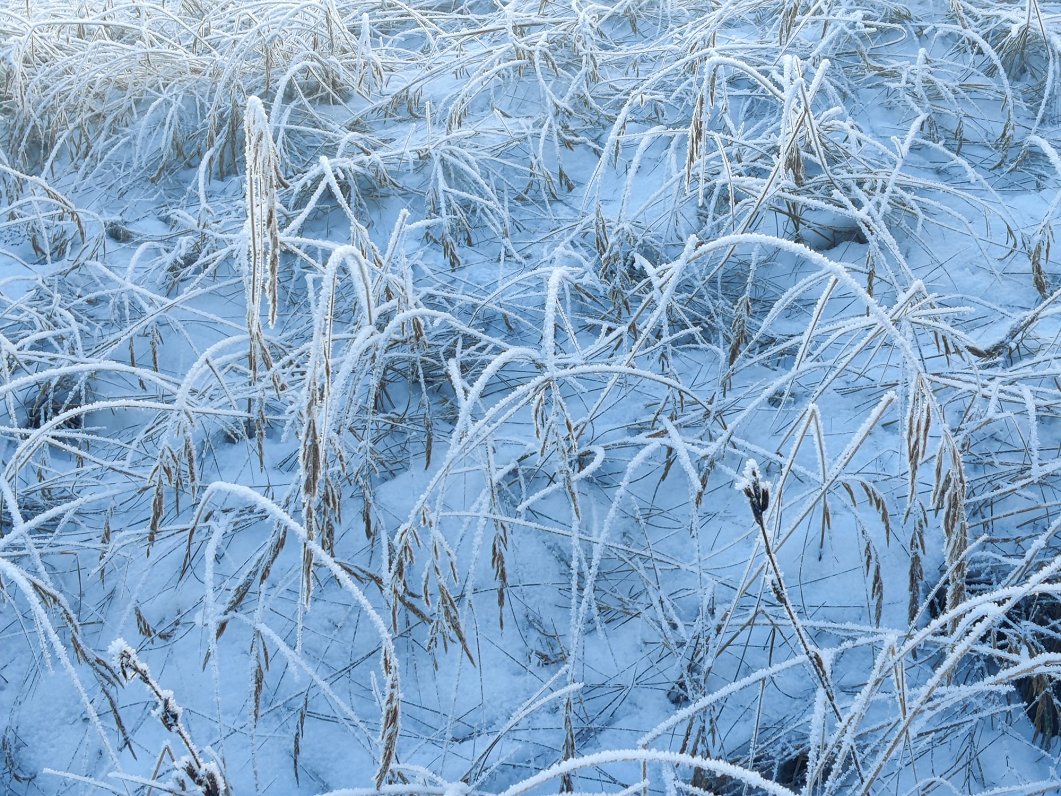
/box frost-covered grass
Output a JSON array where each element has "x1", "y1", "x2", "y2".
[{"x1": 1, "y1": 0, "x2": 1061, "y2": 793}]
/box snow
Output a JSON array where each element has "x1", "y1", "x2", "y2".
[{"x1": 2, "y1": 0, "x2": 1061, "y2": 794}]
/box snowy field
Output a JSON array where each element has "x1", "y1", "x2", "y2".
[{"x1": 1, "y1": 0, "x2": 1061, "y2": 793}]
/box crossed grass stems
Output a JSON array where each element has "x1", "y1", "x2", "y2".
[{"x1": 1, "y1": 0, "x2": 1061, "y2": 792}]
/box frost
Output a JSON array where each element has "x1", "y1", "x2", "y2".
[
  {"x1": 2, "y1": 0, "x2": 1061, "y2": 794},
  {"x1": 735, "y1": 459, "x2": 768, "y2": 496}
]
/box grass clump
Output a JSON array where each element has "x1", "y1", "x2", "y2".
[{"x1": 0, "y1": 1, "x2": 1060, "y2": 794}]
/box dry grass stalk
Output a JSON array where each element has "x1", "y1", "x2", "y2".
[{"x1": 110, "y1": 640, "x2": 229, "y2": 796}]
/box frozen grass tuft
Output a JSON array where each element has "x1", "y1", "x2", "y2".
[{"x1": 1, "y1": 0, "x2": 1061, "y2": 793}]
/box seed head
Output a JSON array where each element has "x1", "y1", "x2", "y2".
[
  {"x1": 736, "y1": 459, "x2": 771, "y2": 524},
  {"x1": 156, "y1": 690, "x2": 182, "y2": 731}
]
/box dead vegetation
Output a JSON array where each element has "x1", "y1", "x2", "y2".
[{"x1": 0, "y1": 0, "x2": 1060, "y2": 793}]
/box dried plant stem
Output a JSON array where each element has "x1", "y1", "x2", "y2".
[{"x1": 738, "y1": 461, "x2": 863, "y2": 781}]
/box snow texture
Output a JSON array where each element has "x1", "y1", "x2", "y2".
[{"x1": 2, "y1": 0, "x2": 1061, "y2": 794}]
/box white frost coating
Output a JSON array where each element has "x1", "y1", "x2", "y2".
[
  {"x1": 542, "y1": 266, "x2": 573, "y2": 370},
  {"x1": 107, "y1": 637, "x2": 131, "y2": 664},
  {"x1": 498, "y1": 749, "x2": 799, "y2": 796},
  {"x1": 1024, "y1": 386, "x2": 1040, "y2": 482},
  {"x1": 3, "y1": 2, "x2": 1060, "y2": 794},
  {"x1": 735, "y1": 458, "x2": 768, "y2": 495}
]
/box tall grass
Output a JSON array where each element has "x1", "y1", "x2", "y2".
[{"x1": 1, "y1": 0, "x2": 1060, "y2": 793}]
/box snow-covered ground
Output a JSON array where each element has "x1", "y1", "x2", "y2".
[{"x1": 2, "y1": 0, "x2": 1061, "y2": 793}]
